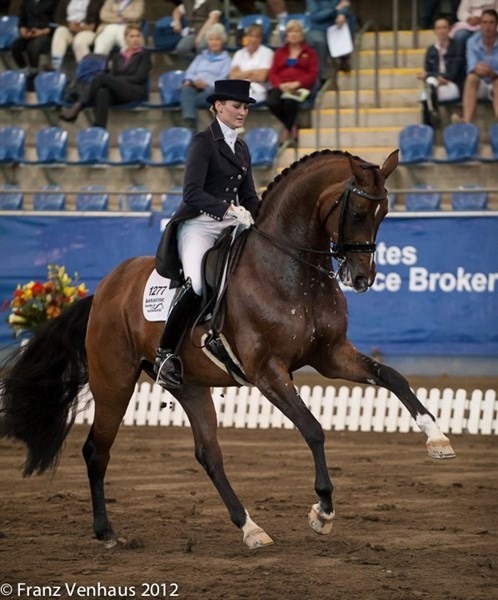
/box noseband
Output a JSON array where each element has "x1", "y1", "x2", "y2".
[{"x1": 323, "y1": 178, "x2": 388, "y2": 258}]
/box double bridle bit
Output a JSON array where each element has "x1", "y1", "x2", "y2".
[{"x1": 252, "y1": 178, "x2": 388, "y2": 280}]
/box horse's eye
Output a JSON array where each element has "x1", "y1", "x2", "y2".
[{"x1": 351, "y1": 210, "x2": 364, "y2": 222}]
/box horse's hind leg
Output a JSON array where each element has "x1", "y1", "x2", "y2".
[
  {"x1": 318, "y1": 341, "x2": 455, "y2": 459},
  {"x1": 174, "y1": 385, "x2": 273, "y2": 549},
  {"x1": 83, "y1": 378, "x2": 135, "y2": 545}
]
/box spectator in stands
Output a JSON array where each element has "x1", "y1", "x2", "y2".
[
  {"x1": 59, "y1": 23, "x2": 151, "y2": 127},
  {"x1": 171, "y1": 0, "x2": 222, "y2": 60},
  {"x1": 92, "y1": 0, "x2": 144, "y2": 56},
  {"x1": 417, "y1": 16, "x2": 466, "y2": 126},
  {"x1": 267, "y1": 19, "x2": 319, "y2": 146},
  {"x1": 180, "y1": 23, "x2": 231, "y2": 131},
  {"x1": 419, "y1": 0, "x2": 458, "y2": 28},
  {"x1": 51, "y1": 1, "x2": 105, "y2": 70},
  {"x1": 459, "y1": 8, "x2": 498, "y2": 122},
  {"x1": 306, "y1": 0, "x2": 356, "y2": 82},
  {"x1": 450, "y1": 0, "x2": 498, "y2": 45},
  {"x1": 229, "y1": 23, "x2": 274, "y2": 104},
  {"x1": 154, "y1": 79, "x2": 259, "y2": 388},
  {"x1": 11, "y1": 0, "x2": 59, "y2": 72}
]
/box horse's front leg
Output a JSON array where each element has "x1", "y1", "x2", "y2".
[
  {"x1": 253, "y1": 364, "x2": 335, "y2": 536},
  {"x1": 317, "y1": 341, "x2": 456, "y2": 459},
  {"x1": 174, "y1": 385, "x2": 273, "y2": 549}
]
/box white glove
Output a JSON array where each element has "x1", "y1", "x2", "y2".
[{"x1": 227, "y1": 205, "x2": 254, "y2": 228}]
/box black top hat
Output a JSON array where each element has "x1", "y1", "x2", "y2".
[{"x1": 206, "y1": 79, "x2": 256, "y2": 105}]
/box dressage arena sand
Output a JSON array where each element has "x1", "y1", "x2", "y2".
[{"x1": 1, "y1": 375, "x2": 497, "y2": 600}]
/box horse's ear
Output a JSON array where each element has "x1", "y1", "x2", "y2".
[
  {"x1": 347, "y1": 152, "x2": 368, "y2": 185},
  {"x1": 380, "y1": 149, "x2": 399, "y2": 180}
]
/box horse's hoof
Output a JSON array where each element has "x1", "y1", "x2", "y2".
[
  {"x1": 243, "y1": 527, "x2": 274, "y2": 549},
  {"x1": 104, "y1": 535, "x2": 127, "y2": 549},
  {"x1": 308, "y1": 504, "x2": 335, "y2": 535},
  {"x1": 426, "y1": 439, "x2": 456, "y2": 460}
]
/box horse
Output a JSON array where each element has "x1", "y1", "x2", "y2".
[{"x1": 0, "y1": 149, "x2": 455, "y2": 550}]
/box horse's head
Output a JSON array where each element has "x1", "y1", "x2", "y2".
[{"x1": 319, "y1": 150, "x2": 399, "y2": 292}]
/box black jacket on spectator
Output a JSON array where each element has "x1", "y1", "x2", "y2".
[
  {"x1": 18, "y1": 0, "x2": 59, "y2": 29},
  {"x1": 424, "y1": 39, "x2": 466, "y2": 90}
]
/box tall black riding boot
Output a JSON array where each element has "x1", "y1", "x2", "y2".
[{"x1": 155, "y1": 280, "x2": 201, "y2": 389}]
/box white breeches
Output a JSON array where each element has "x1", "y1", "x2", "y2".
[
  {"x1": 51, "y1": 26, "x2": 96, "y2": 62},
  {"x1": 177, "y1": 214, "x2": 232, "y2": 296},
  {"x1": 93, "y1": 24, "x2": 127, "y2": 56}
]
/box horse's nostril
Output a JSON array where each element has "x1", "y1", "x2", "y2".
[{"x1": 354, "y1": 276, "x2": 369, "y2": 293}]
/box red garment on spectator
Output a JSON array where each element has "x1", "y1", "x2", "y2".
[{"x1": 268, "y1": 42, "x2": 319, "y2": 90}]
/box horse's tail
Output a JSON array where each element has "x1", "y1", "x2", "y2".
[{"x1": 0, "y1": 295, "x2": 93, "y2": 476}]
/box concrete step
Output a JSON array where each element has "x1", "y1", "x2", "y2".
[
  {"x1": 300, "y1": 126, "x2": 401, "y2": 149},
  {"x1": 337, "y1": 68, "x2": 421, "y2": 91},
  {"x1": 313, "y1": 107, "x2": 420, "y2": 128},
  {"x1": 321, "y1": 88, "x2": 420, "y2": 109},
  {"x1": 359, "y1": 30, "x2": 434, "y2": 51},
  {"x1": 355, "y1": 48, "x2": 425, "y2": 69}
]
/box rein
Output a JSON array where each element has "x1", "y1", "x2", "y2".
[{"x1": 252, "y1": 178, "x2": 387, "y2": 279}]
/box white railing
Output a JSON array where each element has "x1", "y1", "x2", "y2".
[{"x1": 74, "y1": 383, "x2": 497, "y2": 435}]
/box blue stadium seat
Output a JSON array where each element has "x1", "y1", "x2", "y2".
[
  {"x1": 245, "y1": 127, "x2": 279, "y2": 168},
  {"x1": 34, "y1": 127, "x2": 68, "y2": 163},
  {"x1": 118, "y1": 186, "x2": 152, "y2": 211},
  {"x1": 117, "y1": 127, "x2": 152, "y2": 165},
  {"x1": 33, "y1": 185, "x2": 66, "y2": 210},
  {"x1": 75, "y1": 186, "x2": 109, "y2": 211},
  {"x1": 34, "y1": 71, "x2": 67, "y2": 107},
  {"x1": 0, "y1": 15, "x2": 19, "y2": 50},
  {"x1": 451, "y1": 186, "x2": 488, "y2": 211},
  {"x1": 278, "y1": 13, "x2": 311, "y2": 42},
  {"x1": 74, "y1": 127, "x2": 109, "y2": 164},
  {"x1": 405, "y1": 185, "x2": 441, "y2": 211},
  {"x1": 157, "y1": 127, "x2": 192, "y2": 166},
  {"x1": 439, "y1": 123, "x2": 479, "y2": 162},
  {"x1": 0, "y1": 70, "x2": 27, "y2": 106},
  {"x1": 237, "y1": 15, "x2": 272, "y2": 45},
  {"x1": 161, "y1": 186, "x2": 183, "y2": 217},
  {"x1": 149, "y1": 70, "x2": 184, "y2": 108},
  {"x1": 0, "y1": 184, "x2": 23, "y2": 209},
  {"x1": 0, "y1": 126, "x2": 25, "y2": 163},
  {"x1": 398, "y1": 124, "x2": 434, "y2": 164},
  {"x1": 489, "y1": 123, "x2": 498, "y2": 160},
  {"x1": 151, "y1": 16, "x2": 183, "y2": 51}
]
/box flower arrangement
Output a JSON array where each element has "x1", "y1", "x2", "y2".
[{"x1": 2, "y1": 264, "x2": 88, "y2": 337}]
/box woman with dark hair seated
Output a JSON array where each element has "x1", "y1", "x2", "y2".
[
  {"x1": 59, "y1": 23, "x2": 150, "y2": 128},
  {"x1": 266, "y1": 19, "x2": 318, "y2": 146}
]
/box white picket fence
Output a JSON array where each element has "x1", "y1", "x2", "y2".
[{"x1": 73, "y1": 383, "x2": 498, "y2": 435}]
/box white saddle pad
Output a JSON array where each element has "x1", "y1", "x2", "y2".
[{"x1": 142, "y1": 269, "x2": 178, "y2": 322}]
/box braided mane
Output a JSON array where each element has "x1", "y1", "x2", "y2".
[{"x1": 260, "y1": 149, "x2": 376, "y2": 203}]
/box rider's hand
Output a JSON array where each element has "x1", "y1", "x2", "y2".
[{"x1": 226, "y1": 205, "x2": 254, "y2": 228}]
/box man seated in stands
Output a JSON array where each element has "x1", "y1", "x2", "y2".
[
  {"x1": 51, "y1": 0, "x2": 104, "y2": 70},
  {"x1": 417, "y1": 16, "x2": 466, "y2": 127},
  {"x1": 306, "y1": 0, "x2": 356, "y2": 82},
  {"x1": 459, "y1": 8, "x2": 498, "y2": 122},
  {"x1": 179, "y1": 23, "x2": 231, "y2": 131},
  {"x1": 93, "y1": 0, "x2": 144, "y2": 56},
  {"x1": 11, "y1": 0, "x2": 59, "y2": 74},
  {"x1": 171, "y1": 0, "x2": 222, "y2": 60},
  {"x1": 450, "y1": 0, "x2": 498, "y2": 46},
  {"x1": 229, "y1": 23, "x2": 274, "y2": 104}
]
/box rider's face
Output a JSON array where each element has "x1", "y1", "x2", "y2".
[{"x1": 216, "y1": 100, "x2": 250, "y2": 130}]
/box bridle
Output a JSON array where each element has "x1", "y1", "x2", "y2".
[{"x1": 252, "y1": 178, "x2": 388, "y2": 279}]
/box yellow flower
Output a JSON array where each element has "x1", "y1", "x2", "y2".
[{"x1": 8, "y1": 314, "x2": 27, "y2": 324}]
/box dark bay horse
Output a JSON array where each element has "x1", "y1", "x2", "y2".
[{"x1": 1, "y1": 149, "x2": 455, "y2": 550}]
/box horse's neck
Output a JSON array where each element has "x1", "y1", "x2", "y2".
[{"x1": 258, "y1": 163, "x2": 332, "y2": 248}]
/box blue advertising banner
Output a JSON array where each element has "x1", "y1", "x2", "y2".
[{"x1": 1, "y1": 212, "x2": 497, "y2": 356}]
